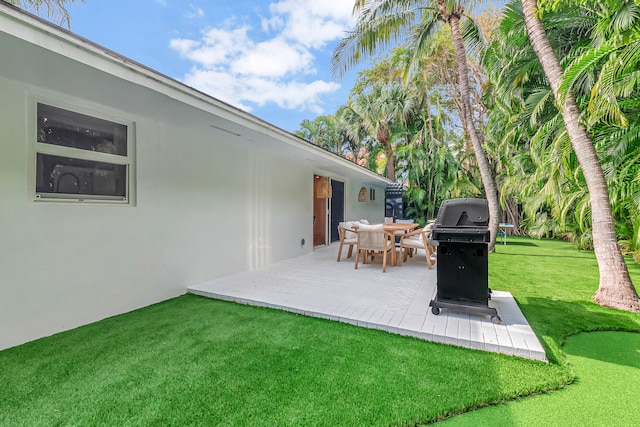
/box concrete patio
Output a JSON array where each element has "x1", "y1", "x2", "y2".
[{"x1": 188, "y1": 244, "x2": 547, "y2": 362}]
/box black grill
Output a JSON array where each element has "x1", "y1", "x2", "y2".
[{"x1": 429, "y1": 198, "x2": 501, "y2": 324}]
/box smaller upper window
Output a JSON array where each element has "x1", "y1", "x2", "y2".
[
  {"x1": 38, "y1": 104, "x2": 128, "y2": 156},
  {"x1": 34, "y1": 103, "x2": 133, "y2": 203}
]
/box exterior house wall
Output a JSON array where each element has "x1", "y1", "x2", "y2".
[
  {"x1": 345, "y1": 180, "x2": 386, "y2": 223},
  {"x1": 0, "y1": 75, "x2": 319, "y2": 350},
  {"x1": 0, "y1": 7, "x2": 390, "y2": 350}
]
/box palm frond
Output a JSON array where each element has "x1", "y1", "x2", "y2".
[
  {"x1": 524, "y1": 87, "x2": 554, "y2": 127},
  {"x1": 559, "y1": 42, "x2": 617, "y2": 102}
]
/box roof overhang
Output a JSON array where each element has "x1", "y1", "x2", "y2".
[{"x1": 0, "y1": 3, "x2": 391, "y2": 185}]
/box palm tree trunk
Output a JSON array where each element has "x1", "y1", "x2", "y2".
[
  {"x1": 386, "y1": 149, "x2": 395, "y2": 181},
  {"x1": 521, "y1": 0, "x2": 639, "y2": 312},
  {"x1": 449, "y1": 14, "x2": 500, "y2": 252},
  {"x1": 505, "y1": 197, "x2": 522, "y2": 235},
  {"x1": 377, "y1": 129, "x2": 396, "y2": 180}
]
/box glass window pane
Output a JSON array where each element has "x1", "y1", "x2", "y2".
[
  {"x1": 37, "y1": 103, "x2": 127, "y2": 156},
  {"x1": 36, "y1": 154, "x2": 127, "y2": 198}
]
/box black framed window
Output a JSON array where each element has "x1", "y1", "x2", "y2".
[{"x1": 34, "y1": 103, "x2": 132, "y2": 202}]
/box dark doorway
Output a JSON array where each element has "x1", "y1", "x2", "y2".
[{"x1": 330, "y1": 180, "x2": 345, "y2": 243}]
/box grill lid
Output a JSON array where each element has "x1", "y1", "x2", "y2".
[
  {"x1": 432, "y1": 198, "x2": 490, "y2": 243},
  {"x1": 435, "y1": 198, "x2": 489, "y2": 228}
]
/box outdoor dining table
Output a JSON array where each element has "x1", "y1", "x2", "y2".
[{"x1": 352, "y1": 222, "x2": 419, "y2": 266}]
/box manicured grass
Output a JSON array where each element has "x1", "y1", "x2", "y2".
[
  {"x1": 0, "y1": 237, "x2": 639, "y2": 425},
  {"x1": 438, "y1": 331, "x2": 640, "y2": 426},
  {"x1": 492, "y1": 237, "x2": 640, "y2": 366},
  {"x1": 0, "y1": 296, "x2": 559, "y2": 426}
]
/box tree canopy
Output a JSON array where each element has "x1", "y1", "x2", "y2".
[
  {"x1": 296, "y1": 0, "x2": 640, "y2": 311},
  {"x1": 3, "y1": 0, "x2": 83, "y2": 28}
]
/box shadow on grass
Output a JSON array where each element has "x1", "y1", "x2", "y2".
[
  {"x1": 499, "y1": 241, "x2": 539, "y2": 247},
  {"x1": 517, "y1": 297, "x2": 640, "y2": 365},
  {"x1": 496, "y1": 252, "x2": 594, "y2": 260},
  {"x1": 563, "y1": 331, "x2": 640, "y2": 369},
  {"x1": 436, "y1": 331, "x2": 640, "y2": 426}
]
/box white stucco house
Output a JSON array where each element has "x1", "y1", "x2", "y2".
[{"x1": 0, "y1": 4, "x2": 391, "y2": 350}]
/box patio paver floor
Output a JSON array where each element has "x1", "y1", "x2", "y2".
[{"x1": 188, "y1": 244, "x2": 547, "y2": 362}]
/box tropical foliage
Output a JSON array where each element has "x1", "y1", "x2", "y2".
[
  {"x1": 296, "y1": 0, "x2": 639, "y2": 310},
  {"x1": 295, "y1": 40, "x2": 482, "y2": 226},
  {"x1": 482, "y1": 1, "x2": 640, "y2": 267},
  {"x1": 330, "y1": 0, "x2": 501, "y2": 251}
]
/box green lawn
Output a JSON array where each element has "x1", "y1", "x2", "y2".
[
  {"x1": 438, "y1": 331, "x2": 640, "y2": 426},
  {"x1": 1, "y1": 237, "x2": 639, "y2": 426}
]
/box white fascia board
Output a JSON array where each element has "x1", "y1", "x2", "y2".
[{"x1": 0, "y1": 4, "x2": 390, "y2": 186}]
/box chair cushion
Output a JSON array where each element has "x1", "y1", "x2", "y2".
[
  {"x1": 402, "y1": 238, "x2": 424, "y2": 249},
  {"x1": 357, "y1": 223, "x2": 383, "y2": 231},
  {"x1": 359, "y1": 219, "x2": 369, "y2": 224},
  {"x1": 339, "y1": 221, "x2": 358, "y2": 239}
]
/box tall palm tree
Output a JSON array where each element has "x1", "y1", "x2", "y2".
[
  {"x1": 332, "y1": 0, "x2": 500, "y2": 251},
  {"x1": 347, "y1": 83, "x2": 414, "y2": 180},
  {"x1": 3, "y1": 0, "x2": 82, "y2": 28},
  {"x1": 520, "y1": 0, "x2": 640, "y2": 312}
]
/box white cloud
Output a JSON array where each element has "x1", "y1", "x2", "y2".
[
  {"x1": 169, "y1": 0, "x2": 355, "y2": 114},
  {"x1": 268, "y1": 0, "x2": 354, "y2": 49},
  {"x1": 171, "y1": 26, "x2": 250, "y2": 68},
  {"x1": 185, "y1": 5, "x2": 205, "y2": 19},
  {"x1": 182, "y1": 68, "x2": 339, "y2": 114},
  {"x1": 230, "y1": 38, "x2": 314, "y2": 78}
]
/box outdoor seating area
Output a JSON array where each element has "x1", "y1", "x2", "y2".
[
  {"x1": 337, "y1": 219, "x2": 433, "y2": 272},
  {"x1": 189, "y1": 244, "x2": 547, "y2": 362}
]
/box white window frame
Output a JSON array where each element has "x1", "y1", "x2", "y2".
[{"x1": 31, "y1": 99, "x2": 136, "y2": 204}]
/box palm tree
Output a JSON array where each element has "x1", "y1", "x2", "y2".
[
  {"x1": 336, "y1": 105, "x2": 370, "y2": 166},
  {"x1": 295, "y1": 116, "x2": 346, "y2": 156},
  {"x1": 398, "y1": 106, "x2": 479, "y2": 223},
  {"x1": 347, "y1": 82, "x2": 414, "y2": 180},
  {"x1": 295, "y1": 118, "x2": 323, "y2": 146},
  {"x1": 520, "y1": 0, "x2": 640, "y2": 312},
  {"x1": 3, "y1": 0, "x2": 83, "y2": 28},
  {"x1": 332, "y1": 0, "x2": 500, "y2": 251}
]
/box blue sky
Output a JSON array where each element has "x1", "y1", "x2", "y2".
[
  {"x1": 59, "y1": 1, "x2": 504, "y2": 133},
  {"x1": 62, "y1": 0, "x2": 360, "y2": 132}
]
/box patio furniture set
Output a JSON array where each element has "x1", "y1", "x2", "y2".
[
  {"x1": 336, "y1": 219, "x2": 437, "y2": 272},
  {"x1": 335, "y1": 199, "x2": 500, "y2": 323}
]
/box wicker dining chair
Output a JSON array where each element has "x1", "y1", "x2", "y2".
[
  {"x1": 398, "y1": 224, "x2": 435, "y2": 269},
  {"x1": 336, "y1": 221, "x2": 358, "y2": 262},
  {"x1": 354, "y1": 224, "x2": 394, "y2": 272}
]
